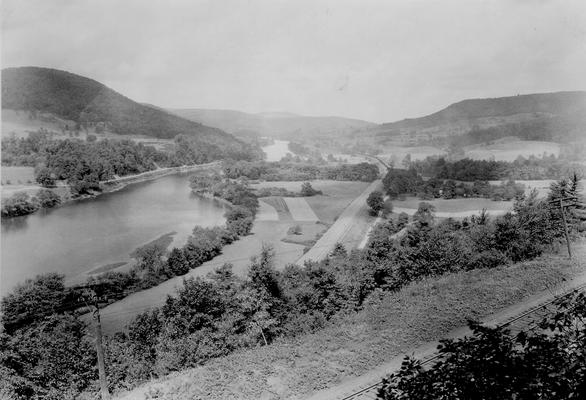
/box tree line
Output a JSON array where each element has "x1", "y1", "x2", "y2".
[
  {"x1": 382, "y1": 167, "x2": 526, "y2": 201},
  {"x1": 411, "y1": 155, "x2": 586, "y2": 181},
  {"x1": 222, "y1": 160, "x2": 380, "y2": 182}
]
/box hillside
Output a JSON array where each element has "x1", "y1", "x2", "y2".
[
  {"x1": 170, "y1": 108, "x2": 375, "y2": 140},
  {"x1": 1, "y1": 67, "x2": 244, "y2": 150},
  {"x1": 374, "y1": 91, "x2": 586, "y2": 143}
]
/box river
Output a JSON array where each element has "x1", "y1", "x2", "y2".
[{"x1": 0, "y1": 173, "x2": 227, "y2": 295}]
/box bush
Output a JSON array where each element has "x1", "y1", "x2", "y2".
[
  {"x1": 288, "y1": 224, "x2": 302, "y2": 235},
  {"x1": 300, "y1": 182, "x2": 322, "y2": 196},
  {"x1": 36, "y1": 189, "x2": 61, "y2": 208},
  {"x1": 1, "y1": 192, "x2": 39, "y2": 218},
  {"x1": 367, "y1": 190, "x2": 384, "y2": 214}
]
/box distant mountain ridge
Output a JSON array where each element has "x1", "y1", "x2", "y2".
[
  {"x1": 170, "y1": 108, "x2": 375, "y2": 140},
  {"x1": 1, "y1": 67, "x2": 243, "y2": 149},
  {"x1": 373, "y1": 91, "x2": 586, "y2": 143}
]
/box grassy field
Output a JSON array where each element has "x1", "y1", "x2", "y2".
[
  {"x1": 251, "y1": 180, "x2": 370, "y2": 224},
  {"x1": 377, "y1": 146, "x2": 446, "y2": 164},
  {"x1": 392, "y1": 197, "x2": 513, "y2": 213},
  {"x1": 117, "y1": 246, "x2": 584, "y2": 400},
  {"x1": 282, "y1": 221, "x2": 328, "y2": 247},
  {"x1": 1, "y1": 166, "x2": 35, "y2": 185},
  {"x1": 465, "y1": 140, "x2": 560, "y2": 161}
]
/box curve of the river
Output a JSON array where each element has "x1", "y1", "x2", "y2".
[{"x1": 0, "y1": 173, "x2": 227, "y2": 295}]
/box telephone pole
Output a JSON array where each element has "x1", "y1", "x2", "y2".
[
  {"x1": 559, "y1": 198, "x2": 572, "y2": 259},
  {"x1": 77, "y1": 286, "x2": 110, "y2": 400},
  {"x1": 92, "y1": 296, "x2": 110, "y2": 400},
  {"x1": 549, "y1": 195, "x2": 578, "y2": 260}
]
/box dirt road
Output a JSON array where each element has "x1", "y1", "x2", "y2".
[{"x1": 297, "y1": 179, "x2": 382, "y2": 264}]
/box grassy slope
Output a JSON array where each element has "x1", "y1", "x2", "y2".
[{"x1": 116, "y1": 248, "x2": 584, "y2": 400}]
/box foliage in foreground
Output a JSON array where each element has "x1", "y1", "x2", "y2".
[
  {"x1": 0, "y1": 177, "x2": 582, "y2": 399},
  {"x1": 378, "y1": 291, "x2": 586, "y2": 400}
]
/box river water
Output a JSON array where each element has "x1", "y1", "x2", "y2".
[{"x1": 0, "y1": 174, "x2": 227, "y2": 295}]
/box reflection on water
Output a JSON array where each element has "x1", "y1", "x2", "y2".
[{"x1": 1, "y1": 173, "x2": 227, "y2": 294}]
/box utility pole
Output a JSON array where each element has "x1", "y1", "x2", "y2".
[
  {"x1": 77, "y1": 287, "x2": 110, "y2": 400},
  {"x1": 550, "y1": 195, "x2": 577, "y2": 260},
  {"x1": 559, "y1": 198, "x2": 572, "y2": 259},
  {"x1": 92, "y1": 295, "x2": 110, "y2": 400}
]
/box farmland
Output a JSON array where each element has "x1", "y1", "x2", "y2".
[
  {"x1": 392, "y1": 196, "x2": 513, "y2": 217},
  {"x1": 465, "y1": 139, "x2": 561, "y2": 161}
]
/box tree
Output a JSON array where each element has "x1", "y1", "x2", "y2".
[
  {"x1": 36, "y1": 189, "x2": 61, "y2": 208},
  {"x1": 367, "y1": 191, "x2": 385, "y2": 215},
  {"x1": 0, "y1": 314, "x2": 96, "y2": 400},
  {"x1": 35, "y1": 167, "x2": 56, "y2": 187},
  {"x1": 413, "y1": 202, "x2": 435, "y2": 228},
  {"x1": 1, "y1": 273, "x2": 69, "y2": 331},
  {"x1": 397, "y1": 212, "x2": 409, "y2": 229},
  {"x1": 300, "y1": 181, "x2": 320, "y2": 196},
  {"x1": 377, "y1": 292, "x2": 586, "y2": 400},
  {"x1": 167, "y1": 247, "x2": 189, "y2": 276},
  {"x1": 1, "y1": 192, "x2": 39, "y2": 218}
]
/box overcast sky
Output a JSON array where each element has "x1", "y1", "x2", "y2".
[{"x1": 2, "y1": 0, "x2": 586, "y2": 122}]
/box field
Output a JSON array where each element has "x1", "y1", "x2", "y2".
[
  {"x1": 117, "y1": 245, "x2": 585, "y2": 400},
  {"x1": 283, "y1": 197, "x2": 318, "y2": 221},
  {"x1": 377, "y1": 145, "x2": 446, "y2": 164},
  {"x1": 392, "y1": 196, "x2": 513, "y2": 217},
  {"x1": 251, "y1": 180, "x2": 370, "y2": 224},
  {"x1": 1, "y1": 166, "x2": 35, "y2": 185},
  {"x1": 465, "y1": 140, "x2": 560, "y2": 161}
]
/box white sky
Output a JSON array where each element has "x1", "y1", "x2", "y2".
[{"x1": 2, "y1": 0, "x2": 586, "y2": 122}]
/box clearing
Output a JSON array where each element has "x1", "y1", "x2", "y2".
[
  {"x1": 392, "y1": 196, "x2": 513, "y2": 218},
  {"x1": 465, "y1": 140, "x2": 560, "y2": 161}
]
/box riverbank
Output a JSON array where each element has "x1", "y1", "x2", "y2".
[{"x1": 1, "y1": 162, "x2": 222, "y2": 219}]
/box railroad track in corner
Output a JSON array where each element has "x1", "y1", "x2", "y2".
[{"x1": 336, "y1": 282, "x2": 586, "y2": 400}]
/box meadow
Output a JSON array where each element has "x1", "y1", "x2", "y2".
[{"x1": 465, "y1": 140, "x2": 560, "y2": 161}]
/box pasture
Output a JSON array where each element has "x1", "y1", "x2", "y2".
[
  {"x1": 377, "y1": 145, "x2": 446, "y2": 165},
  {"x1": 1, "y1": 166, "x2": 35, "y2": 185},
  {"x1": 251, "y1": 180, "x2": 370, "y2": 224},
  {"x1": 465, "y1": 140, "x2": 560, "y2": 161},
  {"x1": 392, "y1": 196, "x2": 513, "y2": 218}
]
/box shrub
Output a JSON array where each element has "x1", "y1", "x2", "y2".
[
  {"x1": 288, "y1": 225, "x2": 302, "y2": 235},
  {"x1": 367, "y1": 190, "x2": 385, "y2": 215}
]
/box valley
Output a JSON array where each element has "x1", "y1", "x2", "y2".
[{"x1": 2, "y1": 62, "x2": 586, "y2": 400}]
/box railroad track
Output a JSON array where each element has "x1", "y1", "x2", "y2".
[{"x1": 336, "y1": 282, "x2": 586, "y2": 400}]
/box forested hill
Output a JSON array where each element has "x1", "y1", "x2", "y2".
[
  {"x1": 170, "y1": 108, "x2": 375, "y2": 140},
  {"x1": 375, "y1": 91, "x2": 586, "y2": 142},
  {"x1": 1, "y1": 67, "x2": 241, "y2": 145}
]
